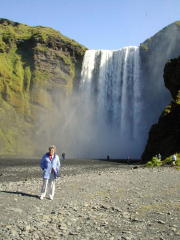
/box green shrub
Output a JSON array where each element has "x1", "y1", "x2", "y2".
[
  {"x1": 146, "y1": 156, "x2": 162, "y2": 167},
  {"x1": 163, "y1": 153, "x2": 180, "y2": 166},
  {"x1": 162, "y1": 156, "x2": 172, "y2": 165},
  {"x1": 175, "y1": 153, "x2": 180, "y2": 166}
]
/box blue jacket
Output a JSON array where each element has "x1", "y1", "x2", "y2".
[{"x1": 40, "y1": 153, "x2": 60, "y2": 179}]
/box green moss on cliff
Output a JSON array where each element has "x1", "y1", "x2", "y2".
[
  {"x1": 24, "y1": 66, "x2": 31, "y2": 91},
  {"x1": 0, "y1": 18, "x2": 86, "y2": 156},
  {"x1": 175, "y1": 21, "x2": 180, "y2": 26}
]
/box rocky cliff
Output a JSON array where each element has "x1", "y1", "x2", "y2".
[
  {"x1": 141, "y1": 57, "x2": 180, "y2": 162},
  {"x1": 1, "y1": 18, "x2": 180, "y2": 158},
  {"x1": 139, "y1": 21, "x2": 180, "y2": 129},
  {"x1": 0, "y1": 19, "x2": 86, "y2": 155}
]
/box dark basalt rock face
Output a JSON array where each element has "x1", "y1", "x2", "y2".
[
  {"x1": 141, "y1": 57, "x2": 180, "y2": 162},
  {"x1": 164, "y1": 57, "x2": 180, "y2": 100},
  {"x1": 139, "y1": 21, "x2": 180, "y2": 128}
]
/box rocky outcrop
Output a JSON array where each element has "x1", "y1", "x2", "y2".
[
  {"x1": 139, "y1": 21, "x2": 180, "y2": 130},
  {"x1": 141, "y1": 57, "x2": 180, "y2": 162},
  {"x1": 0, "y1": 18, "x2": 86, "y2": 155},
  {"x1": 164, "y1": 57, "x2": 180, "y2": 101}
]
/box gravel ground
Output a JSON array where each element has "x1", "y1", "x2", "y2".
[{"x1": 0, "y1": 158, "x2": 179, "y2": 240}]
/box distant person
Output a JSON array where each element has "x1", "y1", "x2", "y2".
[
  {"x1": 40, "y1": 145, "x2": 60, "y2": 200},
  {"x1": 172, "y1": 154, "x2": 176, "y2": 166},
  {"x1": 107, "y1": 155, "x2": 110, "y2": 160},
  {"x1": 158, "y1": 153, "x2": 161, "y2": 161},
  {"x1": 62, "y1": 152, "x2": 66, "y2": 160}
]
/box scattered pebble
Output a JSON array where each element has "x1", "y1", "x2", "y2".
[{"x1": 0, "y1": 159, "x2": 179, "y2": 239}]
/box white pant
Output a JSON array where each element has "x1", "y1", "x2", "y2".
[{"x1": 40, "y1": 178, "x2": 56, "y2": 199}]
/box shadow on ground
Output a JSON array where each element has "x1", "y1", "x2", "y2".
[
  {"x1": 97, "y1": 158, "x2": 141, "y2": 164},
  {"x1": 0, "y1": 191, "x2": 39, "y2": 199}
]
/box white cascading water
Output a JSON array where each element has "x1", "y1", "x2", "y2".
[{"x1": 80, "y1": 47, "x2": 144, "y2": 159}]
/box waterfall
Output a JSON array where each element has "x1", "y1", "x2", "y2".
[{"x1": 80, "y1": 47, "x2": 144, "y2": 159}]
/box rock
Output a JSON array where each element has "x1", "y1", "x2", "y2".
[
  {"x1": 111, "y1": 206, "x2": 121, "y2": 212},
  {"x1": 100, "y1": 204, "x2": 108, "y2": 210},
  {"x1": 132, "y1": 166, "x2": 138, "y2": 169},
  {"x1": 142, "y1": 57, "x2": 180, "y2": 162},
  {"x1": 69, "y1": 231, "x2": 78, "y2": 235},
  {"x1": 157, "y1": 220, "x2": 165, "y2": 224},
  {"x1": 25, "y1": 225, "x2": 31, "y2": 231},
  {"x1": 10, "y1": 229, "x2": 18, "y2": 237},
  {"x1": 122, "y1": 212, "x2": 130, "y2": 219},
  {"x1": 0, "y1": 159, "x2": 179, "y2": 240},
  {"x1": 58, "y1": 223, "x2": 67, "y2": 230}
]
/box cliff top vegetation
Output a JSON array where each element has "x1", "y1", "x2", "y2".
[{"x1": 0, "y1": 18, "x2": 87, "y2": 55}]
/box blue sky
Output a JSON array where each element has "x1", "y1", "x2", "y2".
[{"x1": 0, "y1": 0, "x2": 179, "y2": 49}]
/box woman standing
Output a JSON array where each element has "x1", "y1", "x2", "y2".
[{"x1": 40, "y1": 145, "x2": 60, "y2": 200}]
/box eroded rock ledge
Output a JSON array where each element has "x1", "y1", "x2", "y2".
[{"x1": 142, "y1": 57, "x2": 180, "y2": 162}]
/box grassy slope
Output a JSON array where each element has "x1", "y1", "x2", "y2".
[{"x1": 0, "y1": 19, "x2": 86, "y2": 155}]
